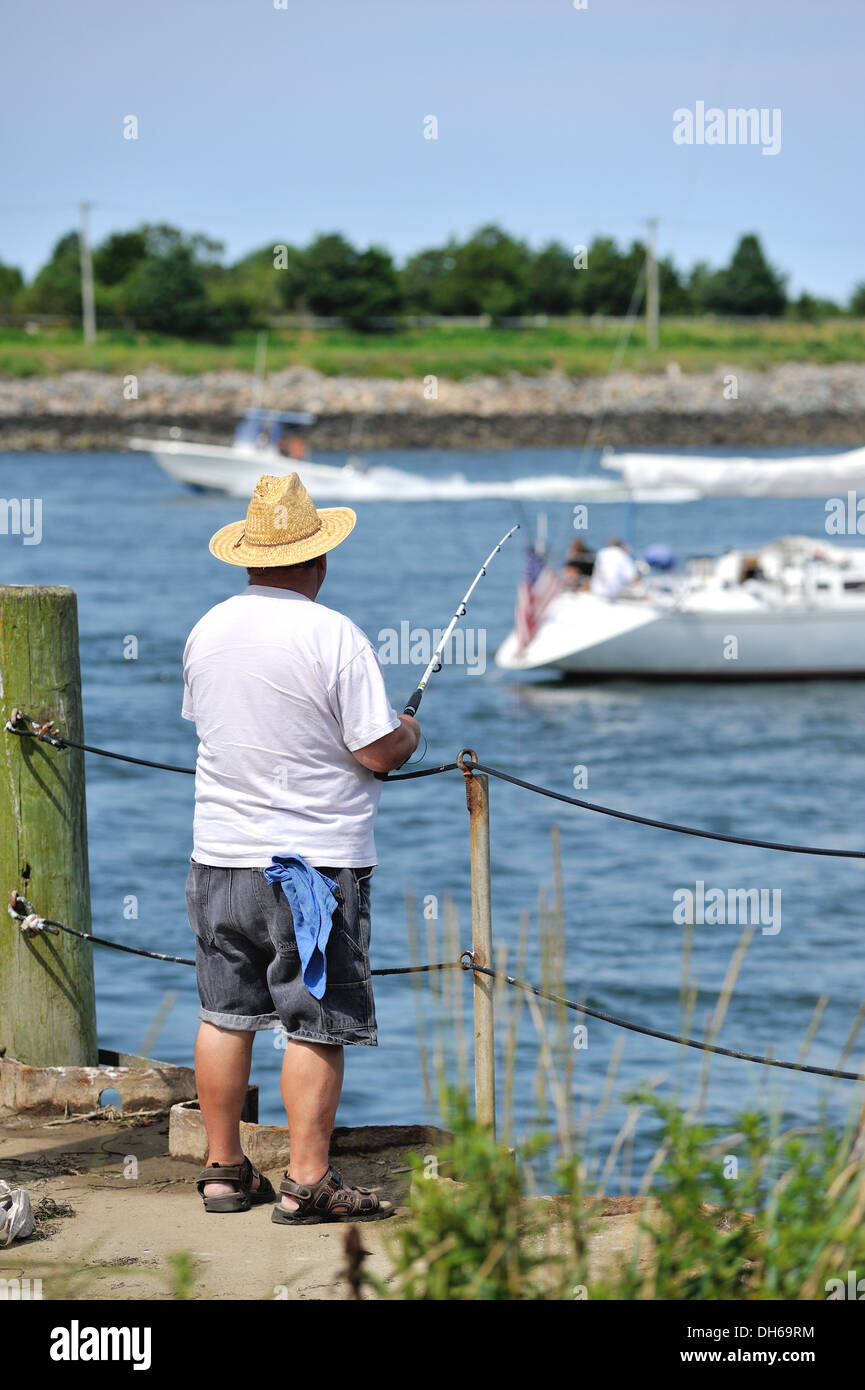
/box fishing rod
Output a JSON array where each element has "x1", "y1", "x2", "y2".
[{"x1": 400, "y1": 523, "x2": 519, "y2": 718}]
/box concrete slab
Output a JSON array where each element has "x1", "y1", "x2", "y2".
[
  {"x1": 0, "y1": 1051, "x2": 197, "y2": 1118},
  {"x1": 0, "y1": 1113, "x2": 653, "y2": 1300}
]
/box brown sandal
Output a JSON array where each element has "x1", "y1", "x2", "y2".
[
  {"x1": 271, "y1": 1165, "x2": 395, "y2": 1224},
  {"x1": 196, "y1": 1155, "x2": 276, "y2": 1213}
]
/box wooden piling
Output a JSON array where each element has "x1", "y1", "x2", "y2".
[{"x1": 0, "y1": 585, "x2": 98, "y2": 1065}]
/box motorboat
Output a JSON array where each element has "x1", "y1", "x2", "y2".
[{"x1": 128, "y1": 408, "x2": 349, "y2": 497}]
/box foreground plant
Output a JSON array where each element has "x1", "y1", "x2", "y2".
[
  {"x1": 358, "y1": 1084, "x2": 865, "y2": 1301},
  {"x1": 363, "y1": 1091, "x2": 594, "y2": 1301},
  {"x1": 615, "y1": 1092, "x2": 865, "y2": 1301}
]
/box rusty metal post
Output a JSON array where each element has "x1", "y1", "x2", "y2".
[{"x1": 458, "y1": 748, "x2": 495, "y2": 1134}]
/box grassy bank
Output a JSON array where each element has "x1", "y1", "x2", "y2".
[{"x1": 2, "y1": 317, "x2": 865, "y2": 380}]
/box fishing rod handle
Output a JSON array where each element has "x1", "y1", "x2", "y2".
[{"x1": 372, "y1": 696, "x2": 423, "y2": 779}]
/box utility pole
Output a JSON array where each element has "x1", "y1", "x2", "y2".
[
  {"x1": 646, "y1": 216, "x2": 659, "y2": 352},
  {"x1": 78, "y1": 201, "x2": 97, "y2": 345},
  {"x1": 250, "y1": 329, "x2": 268, "y2": 411}
]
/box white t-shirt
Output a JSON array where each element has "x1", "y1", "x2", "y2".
[
  {"x1": 181, "y1": 586, "x2": 400, "y2": 867},
  {"x1": 590, "y1": 546, "x2": 638, "y2": 598}
]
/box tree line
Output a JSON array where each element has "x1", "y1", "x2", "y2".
[{"x1": 1, "y1": 223, "x2": 862, "y2": 338}]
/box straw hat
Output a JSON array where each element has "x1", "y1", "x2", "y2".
[{"x1": 209, "y1": 473, "x2": 356, "y2": 568}]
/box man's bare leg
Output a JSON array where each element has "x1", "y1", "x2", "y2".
[
  {"x1": 194, "y1": 1022, "x2": 260, "y2": 1198},
  {"x1": 279, "y1": 1039, "x2": 344, "y2": 1209}
]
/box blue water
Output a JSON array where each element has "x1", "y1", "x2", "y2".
[{"x1": 3, "y1": 446, "x2": 864, "y2": 1185}]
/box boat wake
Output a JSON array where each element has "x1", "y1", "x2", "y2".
[
  {"x1": 133, "y1": 430, "x2": 699, "y2": 505},
  {"x1": 235, "y1": 464, "x2": 697, "y2": 505},
  {"x1": 603, "y1": 446, "x2": 865, "y2": 499}
]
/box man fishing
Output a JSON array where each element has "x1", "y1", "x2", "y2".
[{"x1": 182, "y1": 472, "x2": 419, "y2": 1223}]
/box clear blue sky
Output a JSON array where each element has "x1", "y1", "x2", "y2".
[{"x1": 2, "y1": 0, "x2": 863, "y2": 300}]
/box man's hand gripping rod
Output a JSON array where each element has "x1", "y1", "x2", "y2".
[{"x1": 401, "y1": 523, "x2": 519, "y2": 717}]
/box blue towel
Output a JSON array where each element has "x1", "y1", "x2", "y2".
[{"x1": 262, "y1": 856, "x2": 338, "y2": 1000}]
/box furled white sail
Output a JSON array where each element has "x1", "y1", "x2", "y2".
[{"x1": 602, "y1": 446, "x2": 865, "y2": 498}]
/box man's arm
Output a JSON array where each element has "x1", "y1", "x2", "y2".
[{"x1": 352, "y1": 714, "x2": 421, "y2": 774}]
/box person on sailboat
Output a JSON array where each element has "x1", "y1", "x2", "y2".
[
  {"x1": 590, "y1": 538, "x2": 639, "y2": 599},
  {"x1": 562, "y1": 537, "x2": 595, "y2": 589},
  {"x1": 739, "y1": 553, "x2": 766, "y2": 583}
]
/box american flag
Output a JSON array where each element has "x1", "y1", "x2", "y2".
[{"x1": 515, "y1": 546, "x2": 563, "y2": 651}]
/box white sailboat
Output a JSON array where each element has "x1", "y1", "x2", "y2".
[
  {"x1": 497, "y1": 441, "x2": 865, "y2": 678},
  {"x1": 496, "y1": 535, "x2": 865, "y2": 678},
  {"x1": 493, "y1": 230, "x2": 865, "y2": 678}
]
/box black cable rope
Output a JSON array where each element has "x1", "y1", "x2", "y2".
[
  {"x1": 40, "y1": 919, "x2": 196, "y2": 966},
  {"x1": 16, "y1": 907, "x2": 861, "y2": 1083},
  {"x1": 373, "y1": 962, "x2": 463, "y2": 977},
  {"x1": 66, "y1": 743, "x2": 194, "y2": 775},
  {"x1": 7, "y1": 714, "x2": 863, "y2": 1083},
  {"x1": 16, "y1": 911, "x2": 463, "y2": 978},
  {"x1": 384, "y1": 761, "x2": 458, "y2": 781},
  {"x1": 467, "y1": 963, "x2": 865, "y2": 1083},
  {"x1": 470, "y1": 761, "x2": 865, "y2": 860},
  {"x1": 8, "y1": 713, "x2": 861, "y2": 857},
  {"x1": 6, "y1": 719, "x2": 195, "y2": 775}
]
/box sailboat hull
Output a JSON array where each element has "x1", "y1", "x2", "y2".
[{"x1": 496, "y1": 592, "x2": 865, "y2": 678}]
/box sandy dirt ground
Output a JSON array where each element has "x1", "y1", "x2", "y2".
[{"x1": 0, "y1": 1113, "x2": 647, "y2": 1300}]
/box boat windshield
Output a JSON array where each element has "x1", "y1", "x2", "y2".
[{"x1": 233, "y1": 409, "x2": 314, "y2": 450}]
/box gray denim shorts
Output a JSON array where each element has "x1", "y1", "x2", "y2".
[{"x1": 185, "y1": 861, "x2": 377, "y2": 1047}]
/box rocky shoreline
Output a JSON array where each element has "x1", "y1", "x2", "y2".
[{"x1": 2, "y1": 362, "x2": 865, "y2": 450}]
